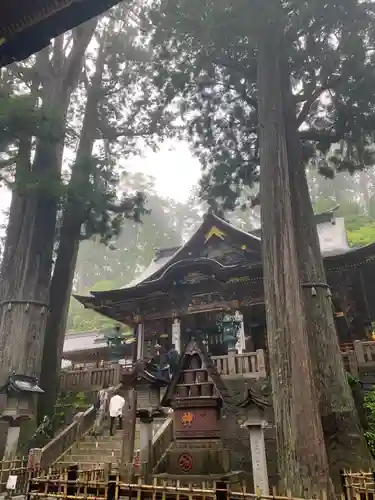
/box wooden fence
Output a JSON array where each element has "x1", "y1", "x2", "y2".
[
  {"x1": 60, "y1": 365, "x2": 122, "y2": 392},
  {"x1": 60, "y1": 340, "x2": 375, "y2": 393},
  {"x1": 25, "y1": 471, "x2": 337, "y2": 500},
  {"x1": 211, "y1": 349, "x2": 266, "y2": 379},
  {"x1": 60, "y1": 350, "x2": 267, "y2": 392},
  {"x1": 0, "y1": 460, "x2": 371, "y2": 500},
  {"x1": 0, "y1": 457, "x2": 29, "y2": 495}
]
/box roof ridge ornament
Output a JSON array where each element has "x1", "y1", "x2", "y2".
[{"x1": 204, "y1": 225, "x2": 226, "y2": 243}]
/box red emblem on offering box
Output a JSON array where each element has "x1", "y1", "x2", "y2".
[{"x1": 179, "y1": 453, "x2": 193, "y2": 473}]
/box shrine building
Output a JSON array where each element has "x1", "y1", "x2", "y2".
[
  {"x1": 0, "y1": 0, "x2": 122, "y2": 66},
  {"x1": 74, "y1": 208, "x2": 375, "y2": 363}
]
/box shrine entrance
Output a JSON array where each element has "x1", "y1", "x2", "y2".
[{"x1": 180, "y1": 312, "x2": 241, "y2": 357}]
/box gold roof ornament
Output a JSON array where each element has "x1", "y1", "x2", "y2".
[{"x1": 204, "y1": 225, "x2": 226, "y2": 243}]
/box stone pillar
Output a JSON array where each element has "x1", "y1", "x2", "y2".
[
  {"x1": 172, "y1": 317, "x2": 181, "y2": 353},
  {"x1": 136, "y1": 322, "x2": 144, "y2": 360},
  {"x1": 247, "y1": 422, "x2": 269, "y2": 495},
  {"x1": 3, "y1": 424, "x2": 20, "y2": 459},
  {"x1": 235, "y1": 311, "x2": 245, "y2": 353},
  {"x1": 139, "y1": 414, "x2": 153, "y2": 482}
]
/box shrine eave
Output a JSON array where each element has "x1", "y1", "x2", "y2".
[
  {"x1": 73, "y1": 257, "x2": 263, "y2": 312},
  {"x1": 324, "y1": 241, "x2": 375, "y2": 270},
  {"x1": 0, "y1": 0, "x2": 121, "y2": 66},
  {"x1": 77, "y1": 213, "x2": 261, "y2": 299}
]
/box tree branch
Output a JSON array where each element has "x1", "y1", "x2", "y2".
[
  {"x1": 296, "y1": 86, "x2": 326, "y2": 127},
  {"x1": 62, "y1": 19, "x2": 97, "y2": 90},
  {"x1": 299, "y1": 130, "x2": 343, "y2": 143}
]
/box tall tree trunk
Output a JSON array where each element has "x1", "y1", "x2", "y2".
[
  {"x1": 0, "y1": 78, "x2": 69, "y2": 414},
  {"x1": 38, "y1": 37, "x2": 106, "y2": 421},
  {"x1": 281, "y1": 68, "x2": 373, "y2": 481},
  {"x1": 257, "y1": 20, "x2": 333, "y2": 497},
  {"x1": 0, "y1": 25, "x2": 96, "y2": 437}
]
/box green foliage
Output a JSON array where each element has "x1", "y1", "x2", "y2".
[
  {"x1": 347, "y1": 372, "x2": 359, "y2": 389},
  {"x1": 145, "y1": 0, "x2": 375, "y2": 211},
  {"x1": 364, "y1": 388, "x2": 375, "y2": 456},
  {"x1": 67, "y1": 173, "x2": 202, "y2": 331},
  {"x1": 347, "y1": 224, "x2": 375, "y2": 248},
  {"x1": 29, "y1": 391, "x2": 89, "y2": 447}
]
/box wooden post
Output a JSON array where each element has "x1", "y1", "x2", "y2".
[
  {"x1": 114, "y1": 364, "x2": 121, "y2": 386},
  {"x1": 120, "y1": 388, "x2": 137, "y2": 481},
  {"x1": 256, "y1": 349, "x2": 267, "y2": 377},
  {"x1": 136, "y1": 322, "x2": 144, "y2": 361},
  {"x1": 235, "y1": 311, "x2": 246, "y2": 353},
  {"x1": 139, "y1": 414, "x2": 153, "y2": 483},
  {"x1": 121, "y1": 329, "x2": 138, "y2": 482},
  {"x1": 347, "y1": 350, "x2": 359, "y2": 379},
  {"x1": 172, "y1": 317, "x2": 181, "y2": 353},
  {"x1": 354, "y1": 340, "x2": 365, "y2": 365}
]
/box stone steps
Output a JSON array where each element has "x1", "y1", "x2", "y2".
[{"x1": 55, "y1": 419, "x2": 163, "y2": 470}]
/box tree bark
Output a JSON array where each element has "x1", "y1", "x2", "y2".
[
  {"x1": 38, "y1": 36, "x2": 106, "y2": 422},
  {"x1": 0, "y1": 25, "x2": 96, "y2": 435},
  {"x1": 0, "y1": 77, "x2": 69, "y2": 407},
  {"x1": 257, "y1": 21, "x2": 333, "y2": 497},
  {"x1": 281, "y1": 66, "x2": 373, "y2": 481}
]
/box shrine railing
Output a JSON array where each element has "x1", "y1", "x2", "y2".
[
  {"x1": 212, "y1": 349, "x2": 267, "y2": 379},
  {"x1": 353, "y1": 340, "x2": 375, "y2": 367},
  {"x1": 33, "y1": 384, "x2": 123, "y2": 470},
  {"x1": 60, "y1": 365, "x2": 122, "y2": 392}
]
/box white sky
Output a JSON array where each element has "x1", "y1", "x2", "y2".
[
  {"x1": 0, "y1": 141, "x2": 201, "y2": 230},
  {"x1": 127, "y1": 141, "x2": 201, "y2": 202}
]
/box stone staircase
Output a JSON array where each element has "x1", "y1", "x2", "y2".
[
  {"x1": 53, "y1": 417, "x2": 170, "y2": 470},
  {"x1": 55, "y1": 426, "x2": 141, "y2": 469}
]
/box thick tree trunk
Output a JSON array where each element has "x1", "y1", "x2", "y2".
[
  {"x1": 0, "y1": 77, "x2": 69, "y2": 411},
  {"x1": 38, "y1": 39, "x2": 105, "y2": 421},
  {"x1": 281, "y1": 70, "x2": 373, "y2": 481},
  {"x1": 257, "y1": 22, "x2": 333, "y2": 497}
]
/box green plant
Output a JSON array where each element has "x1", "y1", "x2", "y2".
[
  {"x1": 28, "y1": 391, "x2": 89, "y2": 449},
  {"x1": 363, "y1": 388, "x2": 375, "y2": 456},
  {"x1": 347, "y1": 372, "x2": 359, "y2": 389}
]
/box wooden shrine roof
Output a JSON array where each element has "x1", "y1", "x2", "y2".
[
  {"x1": 73, "y1": 211, "x2": 375, "y2": 323},
  {"x1": 0, "y1": 0, "x2": 121, "y2": 66}
]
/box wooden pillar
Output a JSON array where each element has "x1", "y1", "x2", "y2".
[
  {"x1": 172, "y1": 317, "x2": 181, "y2": 354},
  {"x1": 235, "y1": 310, "x2": 246, "y2": 353},
  {"x1": 139, "y1": 413, "x2": 153, "y2": 483},
  {"x1": 256, "y1": 349, "x2": 267, "y2": 378},
  {"x1": 120, "y1": 388, "x2": 137, "y2": 481},
  {"x1": 136, "y1": 322, "x2": 144, "y2": 360},
  {"x1": 354, "y1": 340, "x2": 366, "y2": 365}
]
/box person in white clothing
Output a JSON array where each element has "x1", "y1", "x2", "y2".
[{"x1": 109, "y1": 393, "x2": 125, "y2": 436}]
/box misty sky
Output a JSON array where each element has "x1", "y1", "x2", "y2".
[{"x1": 0, "y1": 141, "x2": 201, "y2": 231}]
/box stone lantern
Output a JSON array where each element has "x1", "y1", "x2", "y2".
[
  {"x1": 0, "y1": 374, "x2": 43, "y2": 458},
  {"x1": 122, "y1": 360, "x2": 169, "y2": 481}
]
